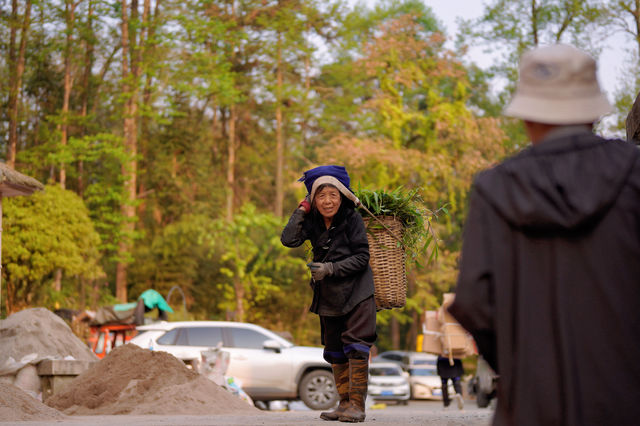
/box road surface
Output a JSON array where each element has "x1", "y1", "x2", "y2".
[{"x1": 3, "y1": 399, "x2": 494, "y2": 426}]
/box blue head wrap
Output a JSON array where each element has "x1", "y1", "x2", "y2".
[{"x1": 298, "y1": 165, "x2": 352, "y2": 194}]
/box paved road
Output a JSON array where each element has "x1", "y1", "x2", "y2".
[{"x1": 4, "y1": 400, "x2": 494, "y2": 426}]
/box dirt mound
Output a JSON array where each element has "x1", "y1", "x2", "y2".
[
  {"x1": 46, "y1": 344, "x2": 259, "y2": 415},
  {"x1": 0, "y1": 383, "x2": 65, "y2": 422},
  {"x1": 0, "y1": 307, "x2": 97, "y2": 376}
]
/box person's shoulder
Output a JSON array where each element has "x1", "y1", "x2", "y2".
[
  {"x1": 472, "y1": 157, "x2": 517, "y2": 194},
  {"x1": 605, "y1": 137, "x2": 640, "y2": 154},
  {"x1": 588, "y1": 134, "x2": 637, "y2": 148},
  {"x1": 470, "y1": 146, "x2": 538, "y2": 208}
]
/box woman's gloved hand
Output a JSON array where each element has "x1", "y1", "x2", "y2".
[
  {"x1": 298, "y1": 195, "x2": 311, "y2": 214},
  {"x1": 307, "y1": 262, "x2": 333, "y2": 281}
]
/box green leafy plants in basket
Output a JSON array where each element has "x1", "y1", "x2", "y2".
[{"x1": 354, "y1": 187, "x2": 443, "y2": 265}]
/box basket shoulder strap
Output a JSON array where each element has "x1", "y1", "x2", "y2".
[{"x1": 359, "y1": 204, "x2": 403, "y2": 245}]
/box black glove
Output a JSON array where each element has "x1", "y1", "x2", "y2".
[{"x1": 308, "y1": 262, "x2": 333, "y2": 281}]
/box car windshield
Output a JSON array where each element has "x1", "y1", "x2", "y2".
[
  {"x1": 370, "y1": 366, "x2": 401, "y2": 376},
  {"x1": 412, "y1": 359, "x2": 436, "y2": 366},
  {"x1": 409, "y1": 367, "x2": 437, "y2": 376}
]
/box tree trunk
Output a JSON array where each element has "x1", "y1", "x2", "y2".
[
  {"x1": 636, "y1": 0, "x2": 640, "y2": 60},
  {"x1": 59, "y1": 0, "x2": 77, "y2": 189},
  {"x1": 7, "y1": 0, "x2": 32, "y2": 169},
  {"x1": 225, "y1": 0, "x2": 237, "y2": 222},
  {"x1": 274, "y1": 34, "x2": 284, "y2": 217},
  {"x1": 116, "y1": 0, "x2": 131, "y2": 303},
  {"x1": 631, "y1": 0, "x2": 640, "y2": 60},
  {"x1": 226, "y1": 105, "x2": 236, "y2": 221},
  {"x1": 302, "y1": 26, "x2": 311, "y2": 148},
  {"x1": 234, "y1": 277, "x2": 245, "y2": 322},
  {"x1": 116, "y1": 0, "x2": 143, "y2": 303},
  {"x1": 53, "y1": 269, "x2": 63, "y2": 292},
  {"x1": 138, "y1": 0, "x2": 156, "y2": 220},
  {"x1": 211, "y1": 105, "x2": 220, "y2": 159},
  {"x1": 391, "y1": 314, "x2": 400, "y2": 349},
  {"x1": 89, "y1": 43, "x2": 120, "y2": 118},
  {"x1": 405, "y1": 271, "x2": 418, "y2": 350},
  {"x1": 531, "y1": 0, "x2": 539, "y2": 46},
  {"x1": 6, "y1": 280, "x2": 13, "y2": 315},
  {"x1": 296, "y1": 303, "x2": 310, "y2": 342},
  {"x1": 78, "y1": 0, "x2": 95, "y2": 197}
]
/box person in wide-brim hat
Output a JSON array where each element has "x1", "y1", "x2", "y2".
[{"x1": 449, "y1": 44, "x2": 640, "y2": 426}]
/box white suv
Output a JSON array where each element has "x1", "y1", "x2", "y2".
[{"x1": 128, "y1": 321, "x2": 336, "y2": 410}]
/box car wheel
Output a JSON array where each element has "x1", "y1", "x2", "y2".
[{"x1": 299, "y1": 369, "x2": 338, "y2": 410}]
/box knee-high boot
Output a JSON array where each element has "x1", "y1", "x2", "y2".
[
  {"x1": 320, "y1": 363, "x2": 350, "y2": 421},
  {"x1": 338, "y1": 358, "x2": 368, "y2": 423}
]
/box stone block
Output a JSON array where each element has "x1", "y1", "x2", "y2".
[
  {"x1": 37, "y1": 359, "x2": 95, "y2": 376},
  {"x1": 37, "y1": 359, "x2": 96, "y2": 401}
]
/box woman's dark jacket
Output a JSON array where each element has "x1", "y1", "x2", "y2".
[{"x1": 281, "y1": 206, "x2": 375, "y2": 316}]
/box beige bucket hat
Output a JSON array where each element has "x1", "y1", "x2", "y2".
[{"x1": 504, "y1": 44, "x2": 612, "y2": 124}]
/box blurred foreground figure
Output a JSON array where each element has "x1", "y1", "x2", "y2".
[{"x1": 449, "y1": 44, "x2": 640, "y2": 426}]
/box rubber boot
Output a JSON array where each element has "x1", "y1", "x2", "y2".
[
  {"x1": 338, "y1": 358, "x2": 368, "y2": 423},
  {"x1": 320, "y1": 363, "x2": 350, "y2": 421}
]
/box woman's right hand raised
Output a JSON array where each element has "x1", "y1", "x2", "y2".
[{"x1": 298, "y1": 195, "x2": 311, "y2": 214}]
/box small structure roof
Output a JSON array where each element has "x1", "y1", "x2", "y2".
[{"x1": 0, "y1": 163, "x2": 44, "y2": 197}]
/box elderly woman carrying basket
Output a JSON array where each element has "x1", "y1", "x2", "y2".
[{"x1": 281, "y1": 165, "x2": 377, "y2": 423}]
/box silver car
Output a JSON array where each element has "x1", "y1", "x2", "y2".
[
  {"x1": 128, "y1": 321, "x2": 336, "y2": 410},
  {"x1": 407, "y1": 364, "x2": 444, "y2": 400},
  {"x1": 368, "y1": 362, "x2": 411, "y2": 405}
]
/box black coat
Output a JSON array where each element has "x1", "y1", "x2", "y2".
[
  {"x1": 281, "y1": 205, "x2": 375, "y2": 316},
  {"x1": 449, "y1": 128, "x2": 640, "y2": 426}
]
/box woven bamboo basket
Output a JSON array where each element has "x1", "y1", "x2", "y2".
[{"x1": 363, "y1": 216, "x2": 407, "y2": 310}]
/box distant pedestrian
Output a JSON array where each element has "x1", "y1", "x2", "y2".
[
  {"x1": 450, "y1": 44, "x2": 640, "y2": 426},
  {"x1": 281, "y1": 165, "x2": 377, "y2": 423},
  {"x1": 436, "y1": 356, "x2": 464, "y2": 409}
]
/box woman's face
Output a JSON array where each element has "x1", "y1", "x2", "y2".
[{"x1": 315, "y1": 186, "x2": 342, "y2": 220}]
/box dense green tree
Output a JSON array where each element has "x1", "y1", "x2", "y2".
[{"x1": 2, "y1": 185, "x2": 104, "y2": 315}]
